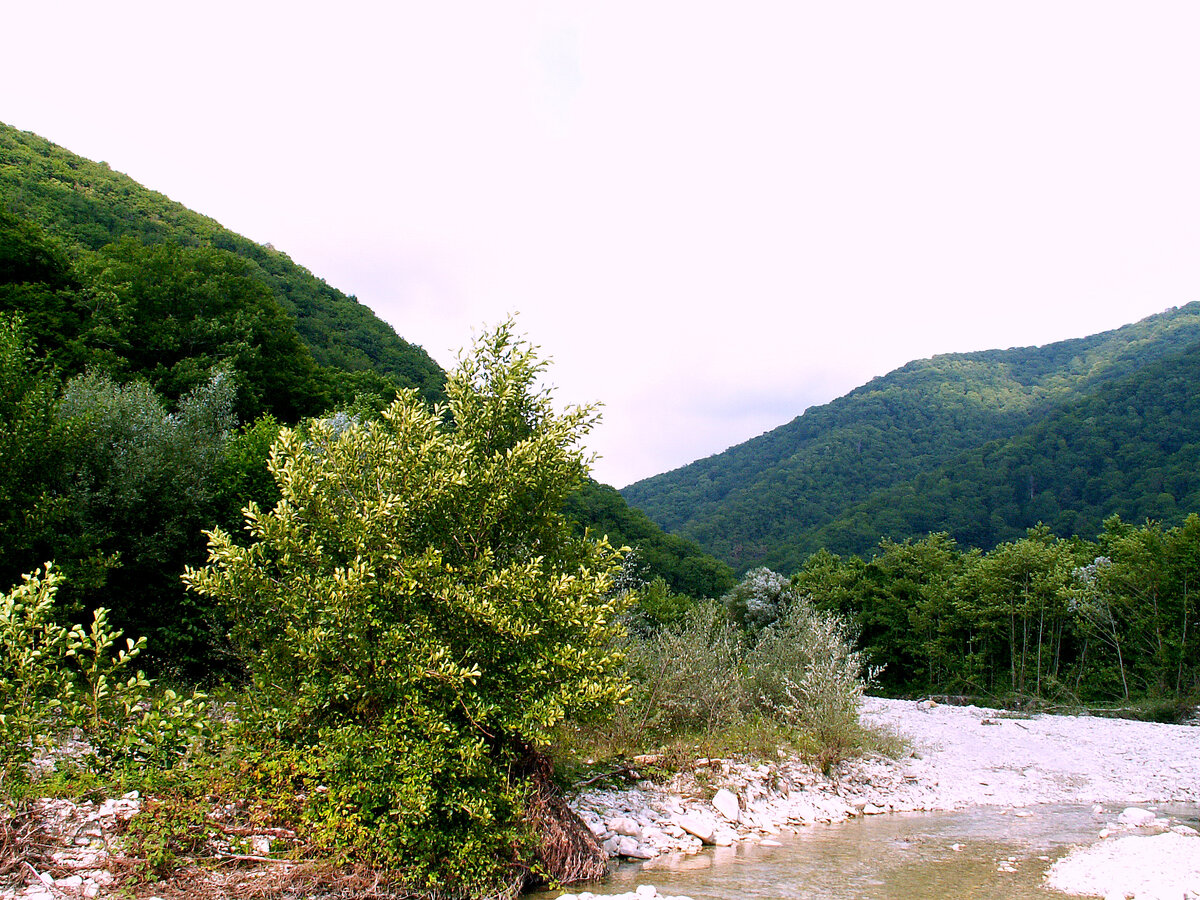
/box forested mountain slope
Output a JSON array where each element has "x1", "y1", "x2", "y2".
[
  {"x1": 622, "y1": 304, "x2": 1200, "y2": 571},
  {"x1": 805, "y1": 340, "x2": 1200, "y2": 565},
  {"x1": 0, "y1": 122, "x2": 445, "y2": 405},
  {"x1": 564, "y1": 480, "x2": 735, "y2": 600}
]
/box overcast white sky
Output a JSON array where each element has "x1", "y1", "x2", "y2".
[{"x1": 5, "y1": 2, "x2": 1200, "y2": 487}]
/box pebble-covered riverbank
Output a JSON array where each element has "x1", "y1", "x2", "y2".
[
  {"x1": 562, "y1": 698, "x2": 1200, "y2": 899},
  {"x1": 572, "y1": 753, "x2": 916, "y2": 863}
]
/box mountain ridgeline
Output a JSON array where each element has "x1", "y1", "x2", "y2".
[{"x1": 622, "y1": 304, "x2": 1200, "y2": 572}]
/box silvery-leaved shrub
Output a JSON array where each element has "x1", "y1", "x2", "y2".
[
  {"x1": 621, "y1": 600, "x2": 748, "y2": 737},
  {"x1": 618, "y1": 570, "x2": 872, "y2": 759},
  {"x1": 721, "y1": 566, "x2": 806, "y2": 637},
  {"x1": 747, "y1": 598, "x2": 870, "y2": 752}
]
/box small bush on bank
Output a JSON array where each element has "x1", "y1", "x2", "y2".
[
  {"x1": 0, "y1": 565, "x2": 212, "y2": 785},
  {"x1": 747, "y1": 598, "x2": 870, "y2": 753},
  {"x1": 593, "y1": 572, "x2": 875, "y2": 768},
  {"x1": 183, "y1": 323, "x2": 629, "y2": 898},
  {"x1": 621, "y1": 600, "x2": 748, "y2": 738}
]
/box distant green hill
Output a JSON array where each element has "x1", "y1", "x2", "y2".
[
  {"x1": 564, "y1": 480, "x2": 735, "y2": 600},
  {"x1": 0, "y1": 122, "x2": 445, "y2": 408},
  {"x1": 622, "y1": 304, "x2": 1200, "y2": 572},
  {"x1": 804, "y1": 341, "x2": 1200, "y2": 566}
]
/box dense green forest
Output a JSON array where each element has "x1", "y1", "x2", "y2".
[
  {"x1": 0, "y1": 122, "x2": 730, "y2": 671},
  {"x1": 793, "y1": 518, "x2": 1200, "y2": 703},
  {"x1": 805, "y1": 344, "x2": 1200, "y2": 566},
  {"x1": 622, "y1": 304, "x2": 1200, "y2": 572},
  {"x1": 0, "y1": 122, "x2": 445, "y2": 405},
  {"x1": 564, "y1": 480, "x2": 735, "y2": 601}
]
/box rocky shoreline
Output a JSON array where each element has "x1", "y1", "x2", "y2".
[
  {"x1": 558, "y1": 697, "x2": 1200, "y2": 900},
  {"x1": 572, "y1": 752, "x2": 915, "y2": 864}
]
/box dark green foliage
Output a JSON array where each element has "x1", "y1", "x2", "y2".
[
  {"x1": 626, "y1": 577, "x2": 697, "y2": 632},
  {"x1": 564, "y1": 479, "x2": 735, "y2": 600},
  {"x1": 1087, "y1": 515, "x2": 1200, "y2": 698},
  {"x1": 0, "y1": 207, "x2": 330, "y2": 423},
  {"x1": 214, "y1": 415, "x2": 284, "y2": 532},
  {"x1": 622, "y1": 304, "x2": 1200, "y2": 571},
  {"x1": 793, "y1": 537, "x2": 970, "y2": 695},
  {"x1": 0, "y1": 122, "x2": 446, "y2": 407},
  {"x1": 795, "y1": 519, "x2": 1200, "y2": 702},
  {"x1": 46, "y1": 370, "x2": 240, "y2": 672},
  {"x1": 81, "y1": 238, "x2": 329, "y2": 421},
  {"x1": 811, "y1": 342, "x2": 1200, "y2": 560},
  {"x1": 0, "y1": 316, "x2": 71, "y2": 591},
  {"x1": 0, "y1": 210, "x2": 91, "y2": 369},
  {"x1": 0, "y1": 122, "x2": 453, "y2": 673}
]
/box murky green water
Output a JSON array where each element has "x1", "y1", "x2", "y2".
[{"x1": 531, "y1": 804, "x2": 1199, "y2": 900}]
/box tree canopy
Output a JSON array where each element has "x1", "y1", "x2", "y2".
[
  {"x1": 0, "y1": 121, "x2": 446, "y2": 407},
  {"x1": 795, "y1": 519, "x2": 1200, "y2": 703}
]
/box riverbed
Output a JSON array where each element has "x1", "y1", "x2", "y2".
[
  {"x1": 533, "y1": 803, "x2": 1200, "y2": 900},
  {"x1": 544, "y1": 698, "x2": 1200, "y2": 899}
]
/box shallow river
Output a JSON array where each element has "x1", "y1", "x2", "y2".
[{"x1": 531, "y1": 804, "x2": 1198, "y2": 900}]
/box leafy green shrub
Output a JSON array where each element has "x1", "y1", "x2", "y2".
[
  {"x1": 612, "y1": 570, "x2": 873, "y2": 763},
  {"x1": 60, "y1": 606, "x2": 212, "y2": 770},
  {"x1": 0, "y1": 565, "x2": 211, "y2": 785},
  {"x1": 0, "y1": 566, "x2": 72, "y2": 782},
  {"x1": 123, "y1": 791, "x2": 220, "y2": 880},
  {"x1": 53, "y1": 367, "x2": 238, "y2": 671},
  {"x1": 621, "y1": 600, "x2": 748, "y2": 738},
  {"x1": 747, "y1": 598, "x2": 872, "y2": 754},
  {"x1": 0, "y1": 315, "x2": 70, "y2": 594},
  {"x1": 184, "y1": 322, "x2": 629, "y2": 896}
]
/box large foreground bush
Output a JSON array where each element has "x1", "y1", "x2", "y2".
[{"x1": 184, "y1": 323, "x2": 629, "y2": 897}]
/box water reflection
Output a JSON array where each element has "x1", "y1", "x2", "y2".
[{"x1": 531, "y1": 805, "x2": 1198, "y2": 900}]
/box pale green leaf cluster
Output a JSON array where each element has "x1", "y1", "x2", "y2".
[
  {"x1": 0, "y1": 566, "x2": 72, "y2": 778},
  {"x1": 183, "y1": 322, "x2": 631, "y2": 889},
  {"x1": 0, "y1": 565, "x2": 211, "y2": 783}
]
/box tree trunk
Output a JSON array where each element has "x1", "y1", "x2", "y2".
[
  {"x1": 1112, "y1": 625, "x2": 1130, "y2": 702},
  {"x1": 1009, "y1": 611, "x2": 1018, "y2": 694},
  {"x1": 1075, "y1": 635, "x2": 1088, "y2": 694},
  {"x1": 1020, "y1": 602, "x2": 1029, "y2": 695},
  {"x1": 1036, "y1": 600, "x2": 1045, "y2": 696}
]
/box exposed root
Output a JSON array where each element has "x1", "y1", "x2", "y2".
[
  {"x1": 1, "y1": 801, "x2": 63, "y2": 889},
  {"x1": 519, "y1": 746, "x2": 607, "y2": 890}
]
